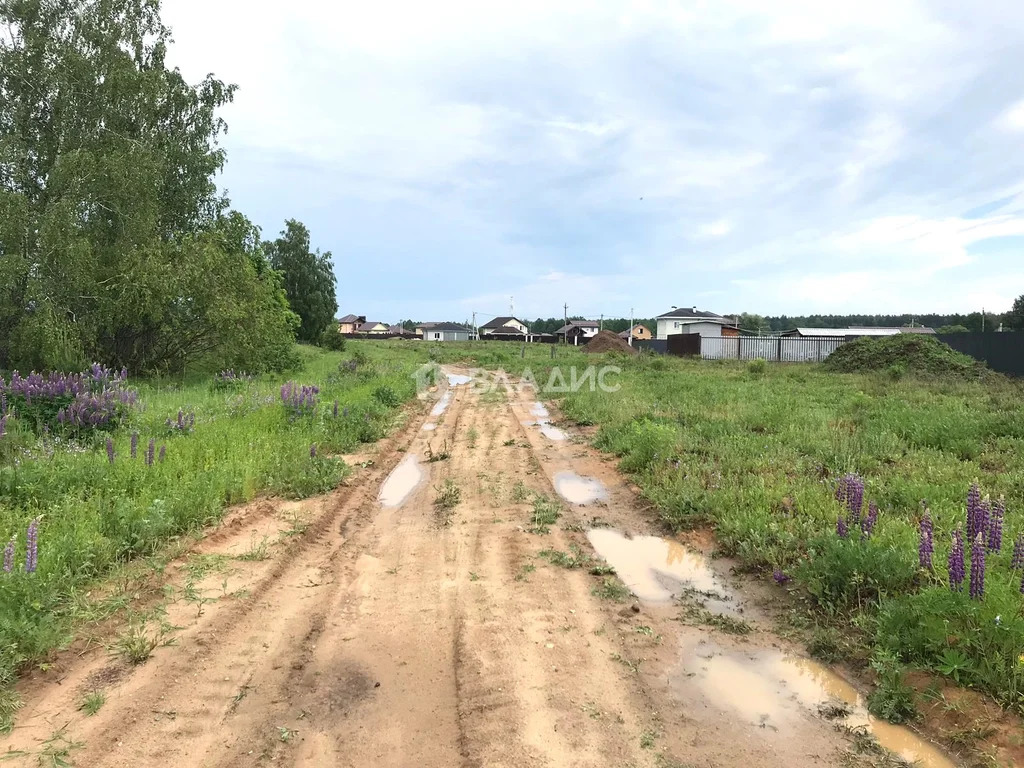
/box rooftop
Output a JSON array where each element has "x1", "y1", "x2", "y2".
[{"x1": 657, "y1": 306, "x2": 729, "y2": 321}]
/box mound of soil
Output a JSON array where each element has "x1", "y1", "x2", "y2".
[
  {"x1": 824, "y1": 334, "x2": 983, "y2": 376},
  {"x1": 585, "y1": 329, "x2": 638, "y2": 355}
]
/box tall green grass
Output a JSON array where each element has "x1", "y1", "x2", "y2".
[{"x1": 0, "y1": 343, "x2": 422, "y2": 729}]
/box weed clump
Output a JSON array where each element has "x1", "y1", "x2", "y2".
[{"x1": 824, "y1": 335, "x2": 983, "y2": 377}]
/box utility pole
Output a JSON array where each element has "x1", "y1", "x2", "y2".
[
  {"x1": 510, "y1": 296, "x2": 514, "y2": 316},
  {"x1": 472, "y1": 311, "x2": 476, "y2": 341},
  {"x1": 628, "y1": 307, "x2": 634, "y2": 347},
  {"x1": 982, "y1": 308, "x2": 985, "y2": 332},
  {"x1": 563, "y1": 303, "x2": 568, "y2": 345},
  {"x1": 600, "y1": 314, "x2": 604, "y2": 331}
]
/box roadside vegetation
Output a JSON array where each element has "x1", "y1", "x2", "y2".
[{"x1": 0, "y1": 343, "x2": 419, "y2": 730}]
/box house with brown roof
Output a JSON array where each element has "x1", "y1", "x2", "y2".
[
  {"x1": 479, "y1": 316, "x2": 529, "y2": 338},
  {"x1": 555, "y1": 320, "x2": 600, "y2": 344},
  {"x1": 655, "y1": 307, "x2": 738, "y2": 340},
  {"x1": 357, "y1": 321, "x2": 389, "y2": 335},
  {"x1": 618, "y1": 324, "x2": 652, "y2": 343},
  {"x1": 337, "y1": 314, "x2": 367, "y2": 334}
]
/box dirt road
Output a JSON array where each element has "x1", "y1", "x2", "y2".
[{"x1": 4, "y1": 371, "x2": 958, "y2": 767}]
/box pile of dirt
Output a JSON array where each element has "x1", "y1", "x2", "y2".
[
  {"x1": 823, "y1": 334, "x2": 984, "y2": 376},
  {"x1": 585, "y1": 329, "x2": 638, "y2": 355}
]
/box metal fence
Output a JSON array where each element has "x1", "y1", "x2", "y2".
[
  {"x1": 700, "y1": 335, "x2": 848, "y2": 362},
  {"x1": 936, "y1": 332, "x2": 1024, "y2": 377}
]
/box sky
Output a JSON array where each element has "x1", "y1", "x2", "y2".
[{"x1": 162, "y1": 0, "x2": 1024, "y2": 324}]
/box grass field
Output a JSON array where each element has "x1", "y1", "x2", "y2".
[
  {"x1": 0, "y1": 343, "x2": 423, "y2": 729},
  {"x1": 416, "y1": 340, "x2": 1024, "y2": 717}
]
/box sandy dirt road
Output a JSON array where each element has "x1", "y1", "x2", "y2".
[{"x1": 4, "y1": 371, "x2": 959, "y2": 767}]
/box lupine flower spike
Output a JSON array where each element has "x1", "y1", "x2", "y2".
[
  {"x1": 130, "y1": 431, "x2": 139, "y2": 459},
  {"x1": 3, "y1": 537, "x2": 14, "y2": 573},
  {"x1": 25, "y1": 518, "x2": 39, "y2": 574},
  {"x1": 310, "y1": 443, "x2": 318, "y2": 459},
  {"x1": 836, "y1": 516, "x2": 849, "y2": 539},
  {"x1": 158, "y1": 445, "x2": 166, "y2": 463},
  {"x1": 969, "y1": 533, "x2": 985, "y2": 600},
  {"x1": 988, "y1": 496, "x2": 1004, "y2": 553},
  {"x1": 948, "y1": 528, "x2": 965, "y2": 592},
  {"x1": 861, "y1": 501, "x2": 879, "y2": 539},
  {"x1": 1011, "y1": 533, "x2": 1024, "y2": 570},
  {"x1": 919, "y1": 510, "x2": 934, "y2": 570},
  {"x1": 967, "y1": 482, "x2": 981, "y2": 540},
  {"x1": 106, "y1": 437, "x2": 115, "y2": 464},
  {"x1": 772, "y1": 568, "x2": 790, "y2": 585},
  {"x1": 333, "y1": 400, "x2": 339, "y2": 418},
  {"x1": 146, "y1": 438, "x2": 155, "y2": 466}
]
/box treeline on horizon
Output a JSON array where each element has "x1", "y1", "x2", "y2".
[{"x1": 0, "y1": 1, "x2": 338, "y2": 376}]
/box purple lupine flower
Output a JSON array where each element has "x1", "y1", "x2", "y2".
[
  {"x1": 919, "y1": 511, "x2": 934, "y2": 570},
  {"x1": 146, "y1": 438, "x2": 155, "y2": 466},
  {"x1": 130, "y1": 432, "x2": 139, "y2": 459},
  {"x1": 772, "y1": 568, "x2": 790, "y2": 585},
  {"x1": 3, "y1": 537, "x2": 14, "y2": 573},
  {"x1": 343, "y1": 407, "x2": 349, "y2": 418},
  {"x1": 835, "y1": 473, "x2": 865, "y2": 522},
  {"x1": 106, "y1": 437, "x2": 115, "y2": 464},
  {"x1": 0, "y1": 413, "x2": 7, "y2": 438},
  {"x1": 333, "y1": 400, "x2": 339, "y2": 418},
  {"x1": 158, "y1": 445, "x2": 166, "y2": 463},
  {"x1": 25, "y1": 518, "x2": 39, "y2": 574},
  {"x1": 836, "y1": 516, "x2": 849, "y2": 539},
  {"x1": 966, "y1": 482, "x2": 981, "y2": 540},
  {"x1": 988, "y1": 496, "x2": 1004, "y2": 553},
  {"x1": 310, "y1": 443, "x2": 318, "y2": 458},
  {"x1": 969, "y1": 533, "x2": 985, "y2": 600},
  {"x1": 1011, "y1": 533, "x2": 1024, "y2": 570},
  {"x1": 948, "y1": 529, "x2": 965, "y2": 592},
  {"x1": 977, "y1": 497, "x2": 991, "y2": 547},
  {"x1": 861, "y1": 501, "x2": 879, "y2": 539}
]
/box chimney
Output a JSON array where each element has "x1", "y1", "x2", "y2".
[{"x1": 692, "y1": 305, "x2": 697, "y2": 313}]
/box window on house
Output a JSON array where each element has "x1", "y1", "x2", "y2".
[{"x1": 674, "y1": 322, "x2": 679, "y2": 329}]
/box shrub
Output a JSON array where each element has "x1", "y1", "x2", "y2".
[
  {"x1": 372, "y1": 385, "x2": 400, "y2": 408},
  {"x1": 318, "y1": 327, "x2": 347, "y2": 352},
  {"x1": 747, "y1": 358, "x2": 767, "y2": 377}
]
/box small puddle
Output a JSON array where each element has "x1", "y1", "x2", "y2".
[
  {"x1": 587, "y1": 529, "x2": 734, "y2": 609},
  {"x1": 530, "y1": 402, "x2": 550, "y2": 418},
  {"x1": 378, "y1": 454, "x2": 424, "y2": 508},
  {"x1": 446, "y1": 373, "x2": 473, "y2": 387},
  {"x1": 430, "y1": 390, "x2": 453, "y2": 417},
  {"x1": 421, "y1": 423, "x2": 436, "y2": 431},
  {"x1": 538, "y1": 423, "x2": 567, "y2": 440},
  {"x1": 553, "y1": 471, "x2": 607, "y2": 504},
  {"x1": 524, "y1": 400, "x2": 566, "y2": 440},
  {"x1": 677, "y1": 639, "x2": 956, "y2": 768}
]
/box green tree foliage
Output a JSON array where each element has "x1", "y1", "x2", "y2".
[
  {"x1": 1007, "y1": 294, "x2": 1024, "y2": 331},
  {"x1": 0, "y1": 0, "x2": 298, "y2": 373},
  {"x1": 264, "y1": 220, "x2": 339, "y2": 343}
]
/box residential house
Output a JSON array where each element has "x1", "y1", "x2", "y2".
[
  {"x1": 655, "y1": 307, "x2": 738, "y2": 340},
  {"x1": 421, "y1": 322, "x2": 473, "y2": 341},
  {"x1": 337, "y1": 314, "x2": 367, "y2": 335},
  {"x1": 555, "y1": 320, "x2": 600, "y2": 345},
  {"x1": 479, "y1": 316, "x2": 529, "y2": 338},
  {"x1": 357, "y1": 321, "x2": 390, "y2": 335},
  {"x1": 618, "y1": 324, "x2": 652, "y2": 343}
]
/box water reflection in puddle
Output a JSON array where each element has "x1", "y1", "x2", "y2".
[
  {"x1": 523, "y1": 400, "x2": 565, "y2": 440},
  {"x1": 554, "y1": 471, "x2": 607, "y2": 504},
  {"x1": 446, "y1": 373, "x2": 473, "y2": 386},
  {"x1": 587, "y1": 529, "x2": 732, "y2": 606},
  {"x1": 430, "y1": 391, "x2": 452, "y2": 417},
  {"x1": 378, "y1": 454, "x2": 424, "y2": 508},
  {"x1": 677, "y1": 639, "x2": 956, "y2": 768},
  {"x1": 421, "y1": 423, "x2": 436, "y2": 431}
]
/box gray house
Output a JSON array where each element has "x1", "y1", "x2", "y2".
[{"x1": 421, "y1": 322, "x2": 473, "y2": 342}]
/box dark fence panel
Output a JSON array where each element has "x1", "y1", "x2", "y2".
[
  {"x1": 634, "y1": 339, "x2": 667, "y2": 355},
  {"x1": 937, "y1": 333, "x2": 1024, "y2": 377},
  {"x1": 667, "y1": 334, "x2": 701, "y2": 356}
]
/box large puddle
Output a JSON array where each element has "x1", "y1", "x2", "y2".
[
  {"x1": 677, "y1": 639, "x2": 956, "y2": 768},
  {"x1": 430, "y1": 390, "x2": 453, "y2": 417},
  {"x1": 587, "y1": 529, "x2": 734, "y2": 609},
  {"x1": 553, "y1": 471, "x2": 607, "y2": 504},
  {"x1": 446, "y1": 373, "x2": 473, "y2": 387},
  {"x1": 378, "y1": 454, "x2": 424, "y2": 508},
  {"x1": 421, "y1": 423, "x2": 436, "y2": 431}
]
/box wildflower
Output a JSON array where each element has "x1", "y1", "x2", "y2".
[
  {"x1": 861, "y1": 501, "x2": 879, "y2": 539},
  {"x1": 1011, "y1": 533, "x2": 1024, "y2": 570},
  {"x1": 969, "y1": 532, "x2": 985, "y2": 600},
  {"x1": 919, "y1": 510, "x2": 934, "y2": 570},
  {"x1": 0, "y1": 413, "x2": 7, "y2": 438},
  {"x1": 158, "y1": 445, "x2": 166, "y2": 463},
  {"x1": 966, "y1": 482, "x2": 981, "y2": 540},
  {"x1": 130, "y1": 432, "x2": 139, "y2": 459},
  {"x1": 333, "y1": 400, "x2": 339, "y2": 418},
  {"x1": 146, "y1": 438, "x2": 155, "y2": 466},
  {"x1": 948, "y1": 528, "x2": 965, "y2": 592},
  {"x1": 25, "y1": 518, "x2": 39, "y2": 574},
  {"x1": 3, "y1": 536, "x2": 14, "y2": 573},
  {"x1": 106, "y1": 437, "x2": 115, "y2": 464},
  {"x1": 988, "y1": 496, "x2": 1004, "y2": 552},
  {"x1": 836, "y1": 516, "x2": 849, "y2": 539},
  {"x1": 310, "y1": 443, "x2": 318, "y2": 459},
  {"x1": 772, "y1": 568, "x2": 790, "y2": 585},
  {"x1": 835, "y1": 472, "x2": 864, "y2": 521}
]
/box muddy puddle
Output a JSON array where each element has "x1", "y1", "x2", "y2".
[
  {"x1": 522, "y1": 400, "x2": 567, "y2": 440},
  {"x1": 421, "y1": 423, "x2": 436, "y2": 431},
  {"x1": 676, "y1": 638, "x2": 956, "y2": 768},
  {"x1": 554, "y1": 471, "x2": 607, "y2": 504},
  {"x1": 446, "y1": 373, "x2": 473, "y2": 386},
  {"x1": 378, "y1": 454, "x2": 425, "y2": 508},
  {"x1": 430, "y1": 391, "x2": 453, "y2": 417},
  {"x1": 587, "y1": 529, "x2": 736, "y2": 612}
]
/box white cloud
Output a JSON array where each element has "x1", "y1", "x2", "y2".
[
  {"x1": 998, "y1": 99, "x2": 1024, "y2": 132},
  {"x1": 697, "y1": 219, "x2": 733, "y2": 238}
]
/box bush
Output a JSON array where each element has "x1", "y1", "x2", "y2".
[
  {"x1": 372, "y1": 385, "x2": 400, "y2": 408},
  {"x1": 318, "y1": 327, "x2": 347, "y2": 352},
  {"x1": 747, "y1": 358, "x2": 767, "y2": 377}
]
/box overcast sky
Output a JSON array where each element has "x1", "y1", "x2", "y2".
[{"x1": 163, "y1": 0, "x2": 1024, "y2": 323}]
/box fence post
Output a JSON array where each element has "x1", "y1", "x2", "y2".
[
  {"x1": 737, "y1": 335, "x2": 741, "y2": 360},
  {"x1": 776, "y1": 336, "x2": 782, "y2": 363}
]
